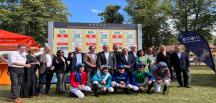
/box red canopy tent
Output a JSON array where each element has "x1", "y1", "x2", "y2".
[{"x1": 0, "y1": 29, "x2": 41, "y2": 51}]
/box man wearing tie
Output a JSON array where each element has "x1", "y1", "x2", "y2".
[
  {"x1": 171, "y1": 46, "x2": 190, "y2": 88},
  {"x1": 97, "y1": 45, "x2": 117, "y2": 73}
]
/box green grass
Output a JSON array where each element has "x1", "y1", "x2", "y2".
[{"x1": 0, "y1": 66, "x2": 216, "y2": 103}]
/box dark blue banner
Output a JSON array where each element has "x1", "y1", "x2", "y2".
[{"x1": 178, "y1": 31, "x2": 216, "y2": 73}]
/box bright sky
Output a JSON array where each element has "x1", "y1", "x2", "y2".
[{"x1": 62, "y1": 0, "x2": 127, "y2": 23}]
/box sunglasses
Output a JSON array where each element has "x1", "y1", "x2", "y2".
[{"x1": 59, "y1": 51, "x2": 64, "y2": 53}]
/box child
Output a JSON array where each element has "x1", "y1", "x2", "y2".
[
  {"x1": 111, "y1": 64, "x2": 133, "y2": 92},
  {"x1": 131, "y1": 64, "x2": 154, "y2": 94},
  {"x1": 69, "y1": 64, "x2": 91, "y2": 98},
  {"x1": 92, "y1": 65, "x2": 114, "y2": 96},
  {"x1": 152, "y1": 62, "x2": 170, "y2": 94}
]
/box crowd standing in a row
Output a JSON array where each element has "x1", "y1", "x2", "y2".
[{"x1": 7, "y1": 44, "x2": 190, "y2": 103}]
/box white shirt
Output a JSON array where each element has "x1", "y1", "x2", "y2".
[
  {"x1": 9, "y1": 51, "x2": 27, "y2": 68},
  {"x1": 133, "y1": 52, "x2": 137, "y2": 57},
  {"x1": 177, "y1": 52, "x2": 181, "y2": 59},
  {"x1": 46, "y1": 54, "x2": 52, "y2": 67},
  {"x1": 91, "y1": 53, "x2": 96, "y2": 61},
  {"x1": 144, "y1": 54, "x2": 156, "y2": 65},
  {"x1": 163, "y1": 51, "x2": 166, "y2": 56},
  {"x1": 104, "y1": 52, "x2": 109, "y2": 61},
  {"x1": 124, "y1": 54, "x2": 128, "y2": 62},
  {"x1": 76, "y1": 53, "x2": 82, "y2": 65}
]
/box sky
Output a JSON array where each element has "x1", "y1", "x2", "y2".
[{"x1": 62, "y1": 0, "x2": 127, "y2": 23}]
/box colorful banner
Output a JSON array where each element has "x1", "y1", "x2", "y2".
[
  {"x1": 71, "y1": 30, "x2": 82, "y2": 51},
  {"x1": 178, "y1": 31, "x2": 216, "y2": 73},
  {"x1": 98, "y1": 31, "x2": 110, "y2": 51},
  {"x1": 111, "y1": 31, "x2": 123, "y2": 49},
  {"x1": 56, "y1": 29, "x2": 69, "y2": 54},
  {"x1": 53, "y1": 29, "x2": 137, "y2": 53},
  {"x1": 85, "y1": 30, "x2": 97, "y2": 51}
]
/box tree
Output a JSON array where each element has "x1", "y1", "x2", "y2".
[
  {"x1": 163, "y1": 0, "x2": 216, "y2": 41},
  {"x1": 98, "y1": 5, "x2": 124, "y2": 24},
  {"x1": 0, "y1": 0, "x2": 68, "y2": 44},
  {"x1": 125, "y1": 0, "x2": 174, "y2": 49}
]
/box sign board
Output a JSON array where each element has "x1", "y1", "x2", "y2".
[{"x1": 48, "y1": 22, "x2": 142, "y2": 55}]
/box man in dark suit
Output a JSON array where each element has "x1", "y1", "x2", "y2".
[
  {"x1": 113, "y1": 44, "x2": 121, "y2": 64},
  {"x1": 97, "y1": 45, "x2": 117, "y2": 73},
  {"x1": 68, "y1": 47, "x2": 84, "y2": 72},
  {"x1": 171, "y1": 46, "x2": 190, "y2": 88},
  {"x1": 156, "y1": 45, "x2": 173, "y2": 79},
  {"x1": 119, "y1": 48, "x2": 136, "y2": 72}
]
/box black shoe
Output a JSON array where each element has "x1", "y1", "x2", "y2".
[
  {"x1": 184, "y1": 86, "x2": 191, "y2": 88},
  {"x1": 163, "y1": 86, "x2": 168, "y2": 95}
]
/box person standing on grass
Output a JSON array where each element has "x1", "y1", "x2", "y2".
[
  {"x1": 69, "y1": 64, "x2": 91, "y2": 98},
  {"x1": 128, "y1": 45, "x2": 138, "y2": 68},
  {"x1": 20, "y1": 47, "x2": 40, "y2": 98},
  {"x1": 156, "y1": 45, "x2": 174, "y2": 80},
  {"x1": 8, "y1": 44, "x2": 31, "y2": 103},
  {"x1": 38, "y1": 46, "x2": 55, "y2": 95},
  {"x1": 97, "y1": 45, "x2": 117, "y2": 74},
  {"x1": 68, "y1": 47, "x2": 85, "y2": 72},
  {"x1": 171, "y1": 46, "x2": 190, "y2": 88},
  {"x1": 113, "y1": 44, "x2": 121, "y2": 64},
  {"x1": 83, "y1": 46, "x2": 98, "y2": 85},
  {"x1": 53, "y1": 50, "x2": 69, "y2": 94}
]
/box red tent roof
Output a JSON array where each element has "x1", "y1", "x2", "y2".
[{"x1": 0, "y1": 29, "x2": 41, "y2": 51}]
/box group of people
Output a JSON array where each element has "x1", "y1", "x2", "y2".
[{"x1": 7, "y1": 44, "x2": 190, "y2": 103}]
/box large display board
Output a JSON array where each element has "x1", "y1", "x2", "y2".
[{"x1": 48, "y1": 22, "x2": 142, "y2": 55}]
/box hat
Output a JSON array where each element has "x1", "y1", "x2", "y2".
[
  {"x1": 136, "y1": 63, "x2": 146, "y2": 68},
  {"x1": 101, "y1": 65, "x2": 111, "y2": 69},
  {"x1": 117, "y1": 64, "x2": 125, "y2": 69},
  {"x1": 158, "y1": 62, "x2": 168, "y2": 68},
  {"x1": 76, "y1": 63, "x2": 85, "y2": 69}
]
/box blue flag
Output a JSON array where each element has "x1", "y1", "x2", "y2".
[{"x1": 178, "y1": 31, "x2": 216, "y2": 73}]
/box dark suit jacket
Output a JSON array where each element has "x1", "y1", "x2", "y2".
[
  {"x1": 97, "y1": 51, "x2": 117, "y2": 69},
  {"x1": 170, "y1": 52, "x2": 190, "y2": 70},
  {"x1": 113, "y1": 51, "x2": 122, "y2": 64},
  {"x1": 67, "y1": 52, "x2": 84, "y2": 72},
  {"x1": 38, "y1": 53, "x2": 55, "y2": 74},
  {"x1": 119, "y1": 54, "x2": 136, "y2": 71},
  {"x1": 156, "y1": 52, "x2": 171, "y2": 68},
  {"x1": 53, "y1": 56, "x2": 68, "y2": 73}
]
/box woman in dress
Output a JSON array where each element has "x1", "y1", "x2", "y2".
[{"x1": 20, "y1": 47, "x2": 39, "y2": 98}]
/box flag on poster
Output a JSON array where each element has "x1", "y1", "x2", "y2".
[{"x1": 178, "y1": 31, "x2": 216, "y2": 73}]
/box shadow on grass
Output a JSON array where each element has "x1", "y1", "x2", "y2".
[
  {"x1": 191, "y1": 73, "x2": 216, "y2": 87},
  {"x1": 0, "y1": 90, "x2": 13, "y2": 102}
]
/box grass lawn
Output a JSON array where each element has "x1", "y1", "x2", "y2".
[{"x1": 0, "y1": 65, "x2": 216, "y2": 103}]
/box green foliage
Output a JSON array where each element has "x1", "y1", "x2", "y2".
[
  {"x1": 98, "y1": 5, "x2": 124, "y2": 24},
  {"x1": 0, "y1": 0, "x2": 68, "y2": 44},
  {"x1": 125, "y1": 0, "x2": 175, "y2": 49},
  {"x1": 164, "y1": 0, "x2": 216, "y2": 41}
]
